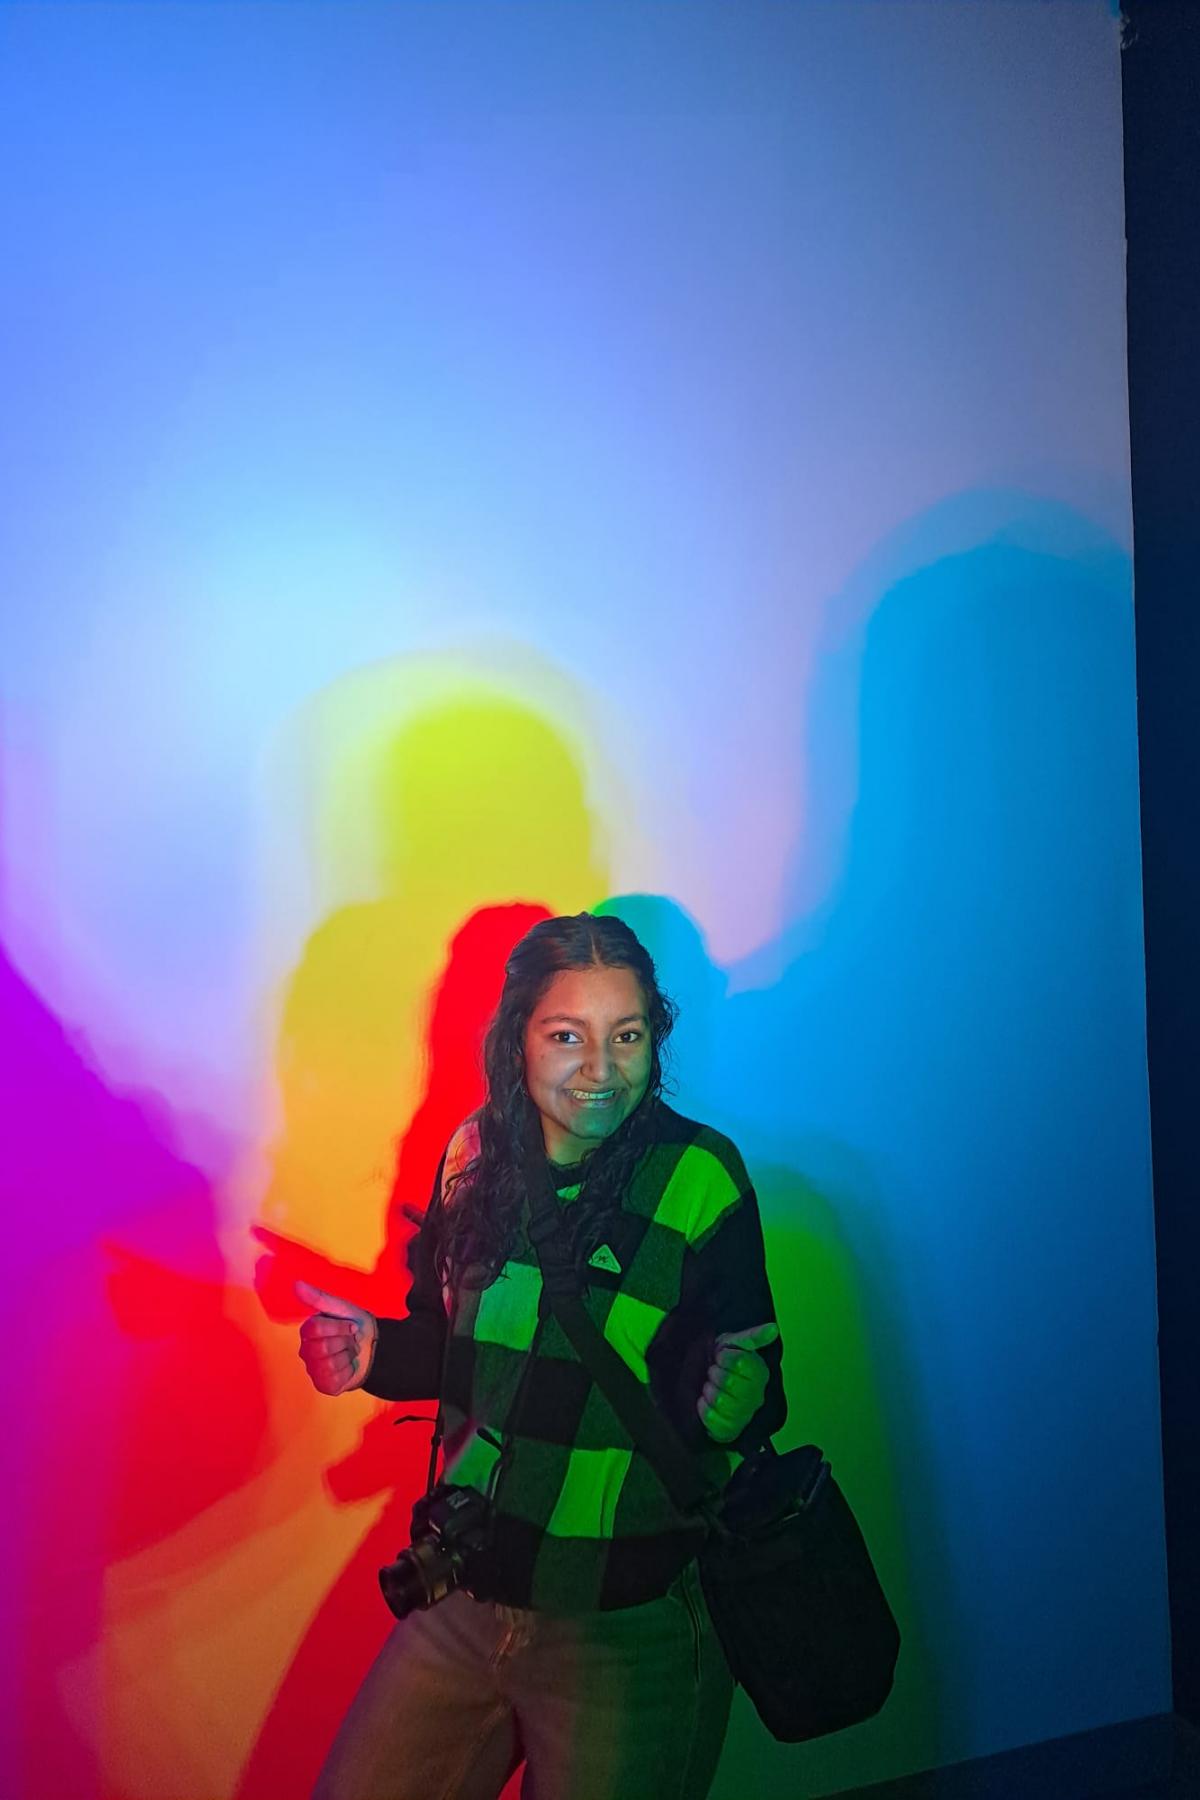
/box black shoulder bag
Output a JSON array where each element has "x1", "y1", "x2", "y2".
[{"x1": 525, "y1": 1164, "x2": 901, "y2": 1744}]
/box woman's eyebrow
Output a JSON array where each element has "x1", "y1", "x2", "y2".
[{"x1": 539, "y1": 1013, "x2": 647, "y2": 1027}]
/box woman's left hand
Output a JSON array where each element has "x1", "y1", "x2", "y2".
[{"x1": 696, "y1": 1322, "x2": 780, "y2": 1443}]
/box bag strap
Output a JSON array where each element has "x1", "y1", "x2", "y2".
[{"x1": 523, "y1": 1148, "x2": 720, "y2": 1521}]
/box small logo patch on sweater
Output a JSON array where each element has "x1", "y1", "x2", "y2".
[{"x1": 587, "y1": 1243, "x2": 622, "y2": 1274}]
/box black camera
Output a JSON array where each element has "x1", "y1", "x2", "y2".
[{"x1": 378, "y1": 1483, "x2": 492, "y2": 1621}]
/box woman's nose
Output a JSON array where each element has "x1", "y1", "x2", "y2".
[{"x1": 580, "y1": 1043, "x2": 613, "y2": 1083}]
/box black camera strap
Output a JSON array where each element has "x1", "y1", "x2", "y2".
[{"x1": 420, "y1": 1151, "x2": 455, "y2": 1498}]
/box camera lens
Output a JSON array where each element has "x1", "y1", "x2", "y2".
[
  {"x1": 378, "y1": 1539, "x2": 458, "y2": 1621},
  {"x1": 378, "y1": 1483, "x2": 493, "y2": 1621}
]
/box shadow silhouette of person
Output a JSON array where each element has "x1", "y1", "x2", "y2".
[
  {"x1": 705, "y1": 495, "x2": 1150, "y2": 1791},
  {"x1": 0, "y1": 941, "x2": 270, "y2": 1800},
  {"x1": 258, "y1": 694, "x2": 609, "y2": 1295},
  {"x1": 242, "y1": 687, "x2": 613, "y2": 1799}
]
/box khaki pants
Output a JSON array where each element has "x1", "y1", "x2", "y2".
[{"x1": 313, "y1": 1561, "x2": 734, "y2": 1800}]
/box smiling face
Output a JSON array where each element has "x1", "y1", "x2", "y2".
[{"x1": 522, "y1": 963, "x2": 654, "y2": 1165}]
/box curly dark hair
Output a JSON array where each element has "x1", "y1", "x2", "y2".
[{"x1": 436, "y1": 912, "x2": 678, "y2": 1288}]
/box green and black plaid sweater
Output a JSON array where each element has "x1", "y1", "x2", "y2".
[{"x1": 363, "y1": 1102, "x2": 785, "y2": 1612}]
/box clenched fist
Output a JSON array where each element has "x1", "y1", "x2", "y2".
[
  {"x1": 296, "y1": 1281, "x2": 379, "y2": 1396},
  {"x1": 697, "y1": 1322, "x2": 779, "y2": 1444}
]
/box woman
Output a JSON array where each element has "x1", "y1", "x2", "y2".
[{"x1": 298, "y1": 912, "x2": 785, "y2": 1800}]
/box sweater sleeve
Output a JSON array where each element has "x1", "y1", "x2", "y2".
[
  {"x1": 647, "y1": 1183, "x2": 786, "y2": 1455},
  {"x1": 361, "y1": 1162, "x2": 449, "y2": 1402}
]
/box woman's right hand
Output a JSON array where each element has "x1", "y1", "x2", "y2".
[{"x1": 296, "y1": 1281, "x2": 379, "y2": 1395}]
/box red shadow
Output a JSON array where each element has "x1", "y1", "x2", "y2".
[{"x1": 238, "y1": 901, "x2": 550, "y2": 1799}]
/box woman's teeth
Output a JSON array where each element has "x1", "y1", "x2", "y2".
[{"x1": 567, "y1": 1089, "x2": 615, "y2": 1102}]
